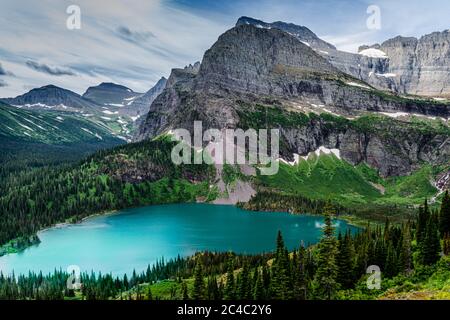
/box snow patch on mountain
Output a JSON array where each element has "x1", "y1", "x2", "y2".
[
  {"x1": 102, "y1": 110, "x2": 119, "y2": 115},
  {"x1": 81, "y1": 127, "x2": 94, "y2": 135},
  {"x1": 346, "y1": 82, "x2": 371, "y2": 89},
  {"x1": 17, "y1": 122, "x2": 34, "y2": 132},
  {"x1": 314, "y1": 146, "x2": 341, "y2": 159},
  {"x1": 375, "y1": 73, "x2": 397, "y2": 78},
  {"x1": 359, "y1": 48, "x2": 388, "y2": 58},
  {"x1": 278, "y1": 146, "x2": 341, "y2": 166}
]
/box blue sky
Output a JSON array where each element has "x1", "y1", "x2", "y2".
[{"x1": 0, "y1": 0, "x2": 449, "y2": 97}]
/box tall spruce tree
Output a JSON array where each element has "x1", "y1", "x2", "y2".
[
  {"x1": 146, "y1": 286, "x2": 153, "y2": 300},
  {"x1": 398, "y1": 223, "x2": 412, "y2": 274},
  {"x1": 421, "y1": 215, "x2": 441, "y2": 265},
  {"x1": 270, "y1": 231, "x2": 292, "y2": 299},
  {"x1": 223, "y1": 259, "x2": 235, "y2": 300},
  {"x1": 238, "y1": 263, "x2": 252, "y2": 300},
  {"x1": 417, "y1": 200, "x2": 429, "y2": 245},
  {"x1": 253, "y1": 271, "x2": 265, "y2": 300},
  {"x1": 439, "y1": 191, "x2": 450, "y2": 236},
  {"x1": 192, "y1": 261, "x2": 205, "y2": 300},
  {"x1": 206, "y1": 276, "x2": 219, "y2": 300},
  {"x1": 336, "y1": 232, "x2": 355, "y2": 289},
  {"x1": 294, "y1": 245, "x2": 308, "y2": 300},
  {"x1": 181, "y1": 281, "x2": 189, "y2": 300},
  {"x1": 384, "y1": 242, "x2": 398, "y2": 278},
  {"x1": 311, "y1": 202, "x2": 339, "y2": 299}
]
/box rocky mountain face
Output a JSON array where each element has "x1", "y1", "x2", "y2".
[
  {"x1": 240, "y1": 17, "x2": 450, "y2": 97},
  {"x1": 236, "y1": 16, "x2": 336, "y2": 51},
  {"x1": 1, "y1": 85, "x2": 99, "y2": 112},
  {"x1": 237, "y1": 17, "x2": 398, "y2": 93},
  {"x1": 361, "y1": 31, "x2": 450, "y2": 97},
  {"x1": 136, "y1": 24, "x2": 450, "y2": 177},
  {"x1": 82, "y1": 82, "x2": 143, "y2": 106},
  {"x1": 120, "y1": 77, "x2": 167, "y2": 118}
]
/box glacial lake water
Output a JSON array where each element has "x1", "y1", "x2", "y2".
[{"x1": 0, "y1": 203, "x2": 359, "y2": 276}]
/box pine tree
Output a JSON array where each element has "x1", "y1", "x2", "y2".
[
  {"x1": 206, "y1": 276, "x2": 219, "y2": 300},
  {"x1": 384, "y1": 242, "x2": 398, "y2": 278},
  {"x1": 293, "y1": 244, "x2": 308, "y2": 300},
  {"x1": 421, "y1": 215, "x2": 441, "y2": 265},
  {"x1": 336, "y1": 232, "x2": 355, "y2": 289},
  {"x1": 417, "y1": 200, "x2": 429, "y2": 245},
  {"x1": 443, "y1": 234, "x2": 450, "y2": 256},
  {"x1": 439, "y1": 191, "x2": 450, "y2": 236},
  {"x1": 223, "y1": 259, "x2": 235, "y2": 300},
  {"x1": 181, "y1": 281, "x2": 189, "y2": 300},
  {"x1": 192, "y1": 261, "x2": 205, "y2": 300},
  {"x1": 270, "y1": 231, "x2": 292, "y2": 299},
  {"x1": 398, "y1": 223, "x2": 412, "y2": 274},
  {"x1": 261, "y1": 263, "x2": 270, "y2": 297},
  {"x1": 238, "y1": 263, "x2": 252, "y2": 300},
  {"x1": 146, "y1": 286, "x2": 153, "y2": 300},
  {"x1": 253, "y1": 272, "x2": 265, "y2": 300},
  {"x1": 311, "y1": 202, "x2": 339, "y2": 299}
]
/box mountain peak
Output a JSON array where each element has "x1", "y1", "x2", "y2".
[
  {"x1": 236, "y1": 16, "x2": 336, "y2": 51},
  {"x1": 96, "y1": 82, "x2": 133, "y2": 92},
  {"x1": 82, "y1": 82, "x2": 140, "y2": 106},
  {"x1": 197, "y1": 23, "x2": 338, "y2": 94}
]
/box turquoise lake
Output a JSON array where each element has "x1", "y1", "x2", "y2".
[{"x1": 0, "y1": 203, "x2": 359, "y2": 276}]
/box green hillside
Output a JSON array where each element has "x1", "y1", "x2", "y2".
[
  {"x1": 0, "y1": 102, "x2": 122, "y2": 144},
  {"x1": 256, "y1": 152, "x2": 442, "y2": 207},
  {"x1": 0, "y1": 102, "x2": 125, "y2": 169}
]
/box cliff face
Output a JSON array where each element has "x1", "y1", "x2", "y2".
[
  {"x1": 135, "y1": 24, "x2": 450, "y2": 177},
  {"x1": 239, "y1": 17, "x2": 450, "y2": 97},
  {"x1": 372, "y1": 31, "x2": 450, "y2": 97},
  {"x1": 120, "y1": 77, "x2": 167, "y2": 118},
  {"x1": 236, "y1": 17, "x2": 398, "y2": 94}
]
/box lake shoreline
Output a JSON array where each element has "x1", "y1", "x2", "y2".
[
  {"x1": 0, "y1": 201, "x2": 367, "y2": 259},
  {"x1": 0, "y1": 203, "x2": 360, "y2": 276}
]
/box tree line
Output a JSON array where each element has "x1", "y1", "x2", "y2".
[
  {"x1": 0, "y1": 138, "x2": 212, "y2": 247},
  {"x1": 1, "y1": 192, "x2": 449, "y2": 300}
]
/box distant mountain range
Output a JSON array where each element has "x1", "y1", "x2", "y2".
[
  {"x1": 0, "y1": 78, "x2": 167, "y2": 142},
  {"x1": 1, "y1": 85, "x2": 99, "y2": 112}
]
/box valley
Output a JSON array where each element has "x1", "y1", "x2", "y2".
[{"x1": 0, "y1": 11, "x2": 449, "y2": 302}]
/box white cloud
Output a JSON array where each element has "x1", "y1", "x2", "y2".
[{"x1": 0, "y1": 0, "x2": 227, "y2": 97}]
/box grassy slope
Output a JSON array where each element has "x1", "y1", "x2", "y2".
[
  {"x1": 0, "y1": 102, "x2": 125, "y2": 168},
  {"x1": 257, "y1": 153, "x2": 440, "y2": 207},
  {"x1": 237, "y1": 102, "x2": 447, "y2": 210},
  {"x1": 0, "y1": 102, "x2": 122, "y2": 144},
  {"x1": 338, "y1": 256, "x2": 450, "y2": 300}
]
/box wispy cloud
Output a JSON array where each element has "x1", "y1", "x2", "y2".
[
  {"x1": 0, "y1": 62, "x2": 14, "y2": 76},
  {"x1": 0, "y1": 79, "x2": 8, "y2": 87},
  {"x1": 0, "y1": 0, "x2": 227, "y2": 97},
  {"x1": 26, "y1": 60, "x2": 77, "y2": 76},
  {"x1": 116, "y1": 26, "x2": 156, "y2": 45}
]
